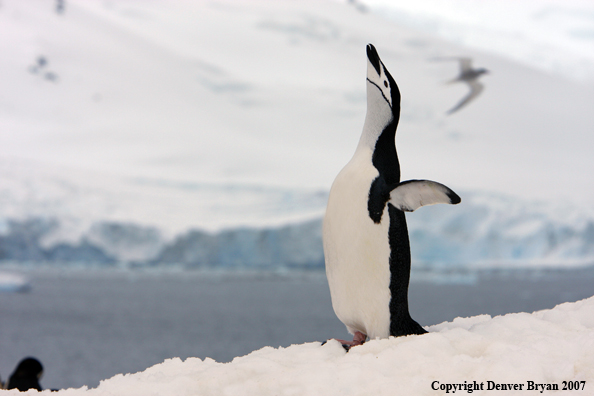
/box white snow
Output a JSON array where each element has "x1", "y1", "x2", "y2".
[
  {"x1": 1, "y1": 295, "x2": 590, "y2": 395},
  {"x1": 0, "y1": 0, "x2": 593, "y2": 267}
]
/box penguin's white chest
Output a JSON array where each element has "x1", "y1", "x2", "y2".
[{"x1": 322, "y1": 149, "x2": 392, "y2": 339}]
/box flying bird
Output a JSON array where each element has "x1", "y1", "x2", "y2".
[{"x1": 434, "y1": 57, "x2": 489, "y2": 114}]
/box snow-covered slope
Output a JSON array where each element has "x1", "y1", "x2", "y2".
[
  {"x1": 6, "y1": 296, "x2": 591, "y2": 395},
  {"x1": 1, "y1": 0, "x2": 593, "y2": 269}
]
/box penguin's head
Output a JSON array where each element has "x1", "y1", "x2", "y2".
[
  {"x1": 13, "y1": 358, "x2": 43, "y2": 380},
  {"x1": 358, "y1": 44, "x2": 401, "y2": 149},
  {"x1": 366, "y1": 44, "x2": 400, "y2": 115}
]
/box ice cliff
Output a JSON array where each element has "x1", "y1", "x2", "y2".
[{"x1": 2, "y1": 192, "x2": 593, "y2": 270}]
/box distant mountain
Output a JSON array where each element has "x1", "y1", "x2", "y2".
[
  {"x1": 1, "y1": 0, "x2": 593, "y2": 270},
  {"x1": 2, "y1": 192, "x2": 593, "y2": 269}
]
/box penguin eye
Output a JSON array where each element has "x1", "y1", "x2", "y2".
[{"x1": 383, "y1": 80, "x2": 388, "y2": 88}]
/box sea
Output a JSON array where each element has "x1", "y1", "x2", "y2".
[{"x1": 1, "y1": 266, "x2": 594, "y2": 390}]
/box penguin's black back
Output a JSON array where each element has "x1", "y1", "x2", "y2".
[
  {"x1": 387, "y1": 205, "x2": 427, "y2": 336},
  {"x1": 366, "y1": 75, "x2": 427, "y2": 337}
]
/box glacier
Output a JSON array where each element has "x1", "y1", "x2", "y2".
[
  {"x1": 2, "y1": 191, "x2": 593, "y2": 270},
  {"x1": 1, "y1": 0, "x2": 593, "y2": 271}
]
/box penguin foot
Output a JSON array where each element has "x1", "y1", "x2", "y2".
[{"x1": 334, "y1": 331, "x2": 367, "y2": 351}]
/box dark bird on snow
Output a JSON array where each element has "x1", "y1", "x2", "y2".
[
  {"x1": 6, "y1": 357, "x2": 44, "y2": 392},
  {"x1": 433, "y1": 57, "x2": 489, "y2": 114}
]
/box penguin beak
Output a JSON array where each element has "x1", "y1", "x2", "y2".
[{"x1": 366, "y1": 44, "x2": 382, "y2": 76}]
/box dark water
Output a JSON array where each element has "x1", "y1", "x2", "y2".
[{"x1": 1, "y1": 266, "x2": 593, "y2": 390}]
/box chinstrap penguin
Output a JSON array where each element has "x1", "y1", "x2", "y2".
[{"x1": 323, "y1": 44, "x2": 461, "y2": 350}]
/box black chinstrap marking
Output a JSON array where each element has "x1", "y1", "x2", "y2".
[
  {"x1": 366, "y1": 45, "x2": 401, "y2": 111},
  {"x1": 365, "y1": 69, "x2": 401, "y2": 112},
  {"x1": 366, "y1": 78, "x2": 392, "y2": 110}
]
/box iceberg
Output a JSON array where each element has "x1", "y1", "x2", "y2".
[{"x1": 0, "y1": 272, "x2": 30, "y2": 293}]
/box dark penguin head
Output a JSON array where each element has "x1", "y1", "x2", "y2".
[
  {"x1": 7, "y1": 357, "x2": 43, "y2": 392},
  {"x1": 359, "y1": 44, "x2": 401, "y2": 150}
]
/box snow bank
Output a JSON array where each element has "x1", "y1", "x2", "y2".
[{"x1": 5, "y1": 295, "x2": 590, "y2": 395}]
